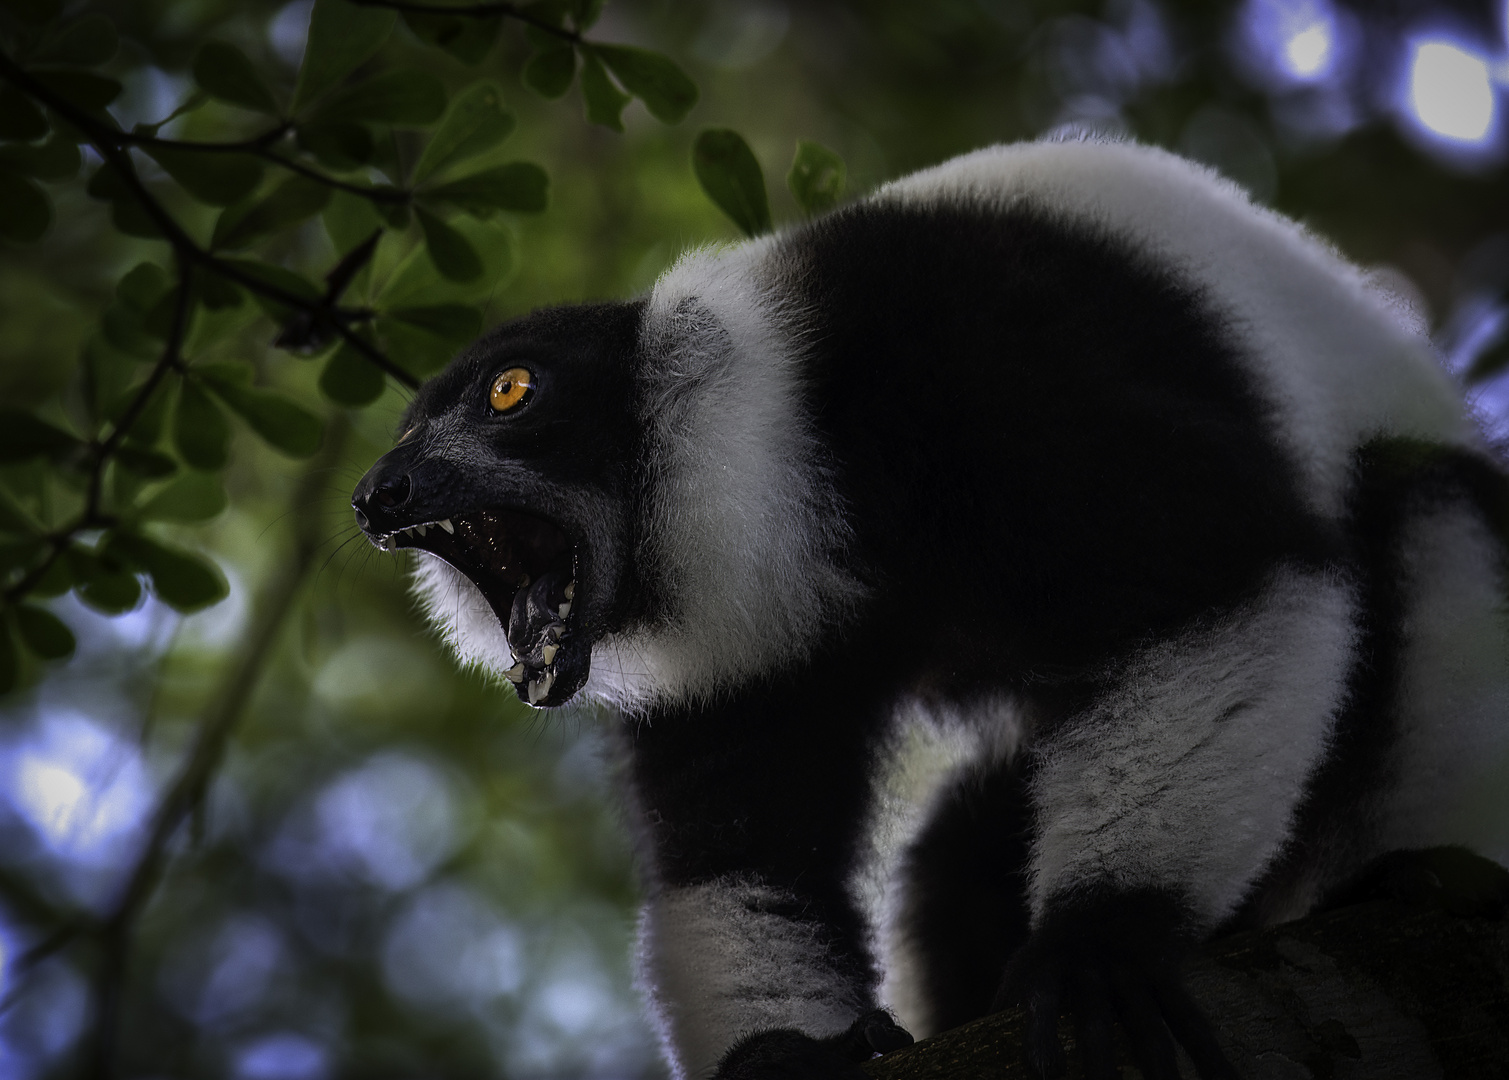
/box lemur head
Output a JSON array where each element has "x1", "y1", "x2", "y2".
[{"x1": 352, "y1": 301, "x2": 647, "y2": 708}]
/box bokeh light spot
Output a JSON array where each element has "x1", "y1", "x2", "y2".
[{"x1": 1409, "y1": 40, "x2": 1496, "y2": 143}]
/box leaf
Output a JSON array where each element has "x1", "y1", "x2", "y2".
[
  {"x1": 101, "y1": 304, "x2": 158, "y2": 357},
  {"x1": 144, "y1": 145, "x2": 264, "y2": 206},
  {"x1": 693, "y1": 128, "x2": 770, "y2": 237},
  {"x1": 173, "y1": 379, "x2": 230, "y2": 470},
  {"x1": 376, "y1": 215, "x2": 512, "y2": 306},
  {"x1": 401, "y1": 10, "x2": 501, "y2": 65},
  {"x1": 0, "y1": 409, "x2": 80, "y2": 463},
  {"x1": 593, "y1": 45, "x2": 698, "y2": 124},
  {"x1": 29, "y1": 555, "x2": 71, "y2": 599},
  {"x1": 313, "y1": 70, "x2": 447, "y2": 126},
  {"x1": 578, "y1": 47, "x2": 630, "y2": 132},
  {"x1": 387, "y1": 304, "x2": 482, "y2": 343},
  {"x1": 193, "y1": 41, "x2": 279, "y2": 114},
  {"x1": 572, "y1": 0, "x2": 606, "y2": 30},
  {"x1": 0, "y1": 623, "x2": 15, "y2": 695},
  {"x1": 115, "y1": 445, "x2": 177, "y2": 479},
  {"x1": 212, "y1": 176, "x2": 332, "y2": 250},
  {"x1": 117, "y1": 261, "x2": 170, "y2": 311},
  {"x1": 787, "y1": 139, "x2": 845, "y2": 216},
  {"x1": 416, "y1": 206, "x2": 483, "y2": 282},
  {"x1": 15, "y1": 605, "x2": 74, "y2": 660},
  {"x1": 137, "y1": 472, "x2": 227, "y2": 523},
  {"x1": 0, "y1": 136, "x2": 77, "y2": 180},
  {"x1": 105, "y1": 533, "x2": 226, "y2": 613},
  {"x1": 295, "y1": 120, "x2": 374, "y2": 169},
  {"x1": 421, "y1": 162, "x2": 548, "y2": 216},
  {"x1": 523, "y1": 44, "x2": 576, "y2": 99},
  {"x1": 323, "y1": 190, "x2": 387, "y2": 257},
  {"x1": 28, "y1": 69, "x2": 122, "y2": 110},
  {"x1": 375, "y1": 317, "x2": 459, "y2": 377},
  {"x1": 0, "y1": 85, "x2": 48, "y2": 141},
  {"x1": 0, "y1": 488, "x2": 36, "y2": 535},
  {"x1": 199, "y1": 273, "x2": 243, "y2": 311},
  {"x1": 34, "y1": 13, "x2": 117, "y2": 66},
  {"x1": 197, "y1": 372, "x2": 324, "y2": 458},
  {"x1": 87, "y1": 163, "x2": 162, "y2": 238},
  {"x1": 294, "y1": 0, "x2": 397, "y2": 112},
  {"x1": 413, "y1": 81, "x2": 515, "y2": 184},
  {"x1": 218, "y1": 258, "x2": 321, "y2": 320},
  {"x1": 0, "y1": 168, "x2": 52, "y2": 242},
  {"x1": 75, "y1": 560, "x2": 142, "y2": 614},
  {"x1": 320, "y1": 341, "x2": 385, "y2": 405}
]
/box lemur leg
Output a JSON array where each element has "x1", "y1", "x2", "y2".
[
  {"x1": 623, "y1": 667, "x2": 910, "y2": 1080},
  {"x1": 1002, "y1": 568, "x2": 1357, "y2": 1080}
]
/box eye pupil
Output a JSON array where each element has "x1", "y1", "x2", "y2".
[{"x1": 489, "y1": 367, "x2": 534, "y2": 413}]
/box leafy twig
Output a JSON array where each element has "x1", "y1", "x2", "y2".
[{"x1": 348, "y1": 0, "x2": 585, "y2": 42}]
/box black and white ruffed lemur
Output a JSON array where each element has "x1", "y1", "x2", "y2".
[{"x1": 352, "y1": 140, "x2": 1509, "y2": 1080}]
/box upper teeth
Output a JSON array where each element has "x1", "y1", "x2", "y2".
[
  {"x1": 564, "y1": 581, "x2": 575, "y2": 600},
  {"x1": 438, "y1": 518, "x2": 454, "y2": 534}
]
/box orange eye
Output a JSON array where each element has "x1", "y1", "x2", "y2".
[{"x1": 489, "y1": 367, "x2": 534, "y2": 413}]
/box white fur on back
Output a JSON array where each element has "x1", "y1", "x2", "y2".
[
  {"x1": 876, "y1": 141, "x2": 1476, "y2": 518},
  {"x1": 1027, "y1": 568, "x2": 1356, "y2": 927},
  {"x1": 582, "y1": 242, "x2": 864, "y2": 710}
]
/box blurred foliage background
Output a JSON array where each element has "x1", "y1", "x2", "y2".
[{"x1": 0, "y1": 0, "x2": 1507, "y2": 1078}]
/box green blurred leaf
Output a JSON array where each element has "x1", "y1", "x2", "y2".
[
  {"x1": 106, "y1": 532, "x2": 227, "y2": 612},
  {"x1": 323, "y1": 190, "x2": 387, "y2": 257},
  {"x1": 421, "y1": 162, "x2": 548, "y2": 216},
  {"x1": 212, "y1": 176, "x2": 332, "y2": 250},
  {"x1": 313, "y1": 70, "x2": 447, "y2": 126},
  {"x1": 144, "y1": 145, "x2": 264, "y2": 206},
  {"x1": 572, "y1": 0, "x2": 606, "y2": 30},
  {"x1": 375, "y1": 317, "x2": 459, "y2": 377},
  {"x1": 523, "y1": 44, "x2": 575, "y2": 99},
  {"x1": 0, "y1": 538, "x2": 44, "y2": 572},
  {"x1": 200, "y1": 273, "x2": 243, "y2": 310},
  {"x1": 137, "y1": 472, "x2": 227, "y2": 522},
  {"x1": 401, "y1": 10, "x2": 501, "y2": 65},
  {"x1": 0, "y1": 488, "x2": 37, "y2": 535},
  {"x1": 387, "y1": 304, "x2": 482, "y2": 343},
  {"x1": 0, "y1": 410, "x2": 80, "y2": 462},
  {"x1": 34, "y1": 13, "x2": 117, "y2": 66},
  {"x1": 15, "y1": 604, "x2": 74, "y2": 660},
  {"x1": 28, "y1": 69, "x2": 122, "y2": 110},
  {"x1": 593, "y1": 44, "x2": 698, "y2": 124},
  {"x1": 0, "y1": 168, "x2": 52, "y2": 242},
  {"x1": 296, "y1": 120, "x2": 374, "y2": 170},
  {"x1": 75, "y1": 559, "x2": 142, "y2": 614},
  {"x1": 693, "y1": 128, "x2": 770, "y2": 237},
  {"x1": 413, "y1": 82, "x2": 515, "y2": 184},
  {"x1": 0, "y1": 135, "x2": 77, "y2": 179},
  {"x1": 416, "y1": 206, "x2": 482, "y2": 282},
  {"x1": 87, "y1": 163, "x2": 162, "y2": 238},
  {"x1": 29, "y1": 554, "x2": 71, "y2": 599},
  {"x1": 198, "y1": 372, "x2": 324, "y2": 458},
  {"x1": 119, "y1": 379, "x2": 173, "y2": 446},
  {"x1": 787, "y1": 139, "x2": 845, "y2": 216},
  {"x1": 173, "y1": 379, "x2": 230, "y2": 470},
  {"x1": 0, "y1": 0, "x2": 60, "y2": 26},
  {"x1": 192, "y1": 41, "x2": 279, "y2": 114},
  {"x1": 0, "y1": 622, "x2": 16, "y2": 694},
  {"x1": 320, "y1": 341, "x2": 385, "y2": 405},
  {"x1": 218, "y1": 258, "x2": 321, "y2": 320},
  {"x1": 293, "y1": 0, "x2": 396, "y2": 112},
  {"x1": 117, "y1": 261, "x2": 170, "y2": 312},
  {"x1": 101, "y1": 304, "x2": 159, "y2": 356},
  {"x1": 0, "y1": 86, "x2": 49, "y2": 141},
  {"x1": 115, "y1": 445, "x2": 178, "y2": 479},
  {"x1": 578, "y1": 47, "x2": 629, "y2": 132},
  {"x1": 377, "y1": 215, "x2": 512, "y2": 306}
]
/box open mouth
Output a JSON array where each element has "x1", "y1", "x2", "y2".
[{"x1": 377, "y1": 509, "x2": 587, "y2": 707}]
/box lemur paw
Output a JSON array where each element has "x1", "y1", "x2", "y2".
[
  {"x1": 992, "y1": 893, "x2": 1237, "y2": 1080},
  {"x1": 713, "y1": 1010, "x2": 913, "y2": 1079}
]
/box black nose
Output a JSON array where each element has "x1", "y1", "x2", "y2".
[
  {"x1": 372, "y1": 473, "x2": 411, "y2": 508},
  {"x1": 352, "y1": 467, "x2": 413, "y2": 534}
]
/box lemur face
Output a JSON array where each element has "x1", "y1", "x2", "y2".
[{"x1": 351, "y1": 302, "x2": 646, "y2": 708}]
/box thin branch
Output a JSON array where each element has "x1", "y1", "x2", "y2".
[
  {"x1": 84, "y1": 416, "x2": 353, "y2": 1080},
  {"x1": 347, "y1": 0, "x2": 584, "y2": 42}
]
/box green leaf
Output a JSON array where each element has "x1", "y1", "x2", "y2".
[
  {"x1": 217, "y1": 258, "x2": 321, "y2": 320},
  {"x1": 0, "y1": 488, "x2": 36, "y2": 535},
  {"x1": 15, "y1": 604, "x2": 73, "y2": 660},
  {"x1": 75, "y1": 555, "x2": 142, "y2": 614},
  {"x1": 29, "y1": 555, "x2": 72, "y2": 599},
  {"x1": 323, "y1": 189, "x2": 386, "y2": 256},
  {"x1": 101, "y1": 304, "x2": 158, "y2": 357},
  {"x1": 115, "y1": 445, "x2": 177, "y2": 479},
  {"x1": 593, "y1": 44, "x2": 698, "y2": 124},
  {"x1": 105, "y1": 533, "x2": 226, "y2": 613},
  {"x1": 375, "y1": 317, "x2": 459, "y2": 377},
  {"x1": 523, "y1": 44, "x2": 576, "y2": 99},
  {"x1": 0, "y1": 623, "x2": 16, "y2": 694},
  {"x1": 0, "y1": 85, "x2": 48, "y2": 141},
  {"x1": 144, "y1": 145, "x2": 264, "y2": 207},
  {"x1": 0, "y1": 537, "x2": 45, "y2": 572},
  {"x1": 117, "y1": 262, "x2": 170, "y2": 311},
  {"x1": 572, "y1": 0, "x2": 606, "y2": 30},
  {"x1": 295, "y1": 120, "x2": 374, "y2": 170},
  {"x1": 0, "y1": 136, "x2": 77, "y2": 180},
  {"x1": 579, "y1": 47, "x2": 630, "y2": 132},
  {"x1": 0, "y1": 168, "x2": 52, "y2": 242},
  {"x1": 294, "y1": 0, "x2": 397, "y2": 112},
  {"x1": 401, "y1": 10, "x2": 501, "y2": 65},
  {"x1": 34, "y1": 14, "x2": 117, "y2": 66},
  {"x1": 693, "y1": 128, "x2": 770, "y2": 237},
  {"x1": 200, "y1": 273, "x2": 243, "y2": 310},
  {"x1": 313, "y1": 70, "x2": 447, "y2": 126},
  {"x1": 421, "y1": 162, "x2": 548, "y2": 217},
  {"x1": 212, "y1": 176, "x2": 332, "y2": 250},
  {"x1": 387, "y1": 304, "x2": 482, "y2": 343},
  {"x1": 416, "y1": 206, "x2": 483, "y2": 282},
  {"x1": 0, "y1": 410, "x2": 80, "y2": 463},
  {"x1": 87, "y1": 163, "x2": 162, "y2": 238},
  {"x1": 787, "y1": 139, "x2": 845, "y2": 216},
  {"x1": 413, "y1": 81, "x2": 515, "y2": 184},
  {"x1": 377, "y1": 215, "x2": 512, "y2": 306},
  {"x1": 28, "y1": 69, "x2": 122, "y2": 110},
  {"x1": 137, "y1": 472, "x2": 227, "y2": 523},
  {"x1": 173, "y1": 379, "x2": 230, "y2": 470},
  {"x1": 192, "y1": 41, "x2": 279, "y2": 114},
  {"x1": 320, "y1": 341, "x2": 385, "y2": 405},
  {"x1": 197, "y1": 372, "x2": 324, "y2": 458}
]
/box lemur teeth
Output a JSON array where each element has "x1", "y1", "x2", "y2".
[
  {"x1": 403, "y1": 528, "x2": 415, "y2": 538},
  {"x1": 542, "y1": 644, "x2": 559, "y2": 664},
  {"x1": 558, "y1": 602, "x2": 572, "y2": 618},
  {"x1": 438, "y1": 518, "x2": 455, "y2": 534},
  {"x1": 416, "y1": 524, "x2": 428, "y2": 537},
  {"x1": 528, "y1": 679, "x2": 545, "y2": 704},
  {"x1": 546, "y1": 624, "x2": 564, "y2": 640},
  {"x1": 564, "y1": 581, "x2": 575, "y2": 600},
  {"x1": 538, "y1": 671, "x2": 555, "y2": 698},
  {"x1": 505, "y1": 663, "x2": 525, "y2": 682}
]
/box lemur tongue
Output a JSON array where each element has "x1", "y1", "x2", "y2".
[{"x1": 507, "y1": 570, "x2": 569, "y2": 666}]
